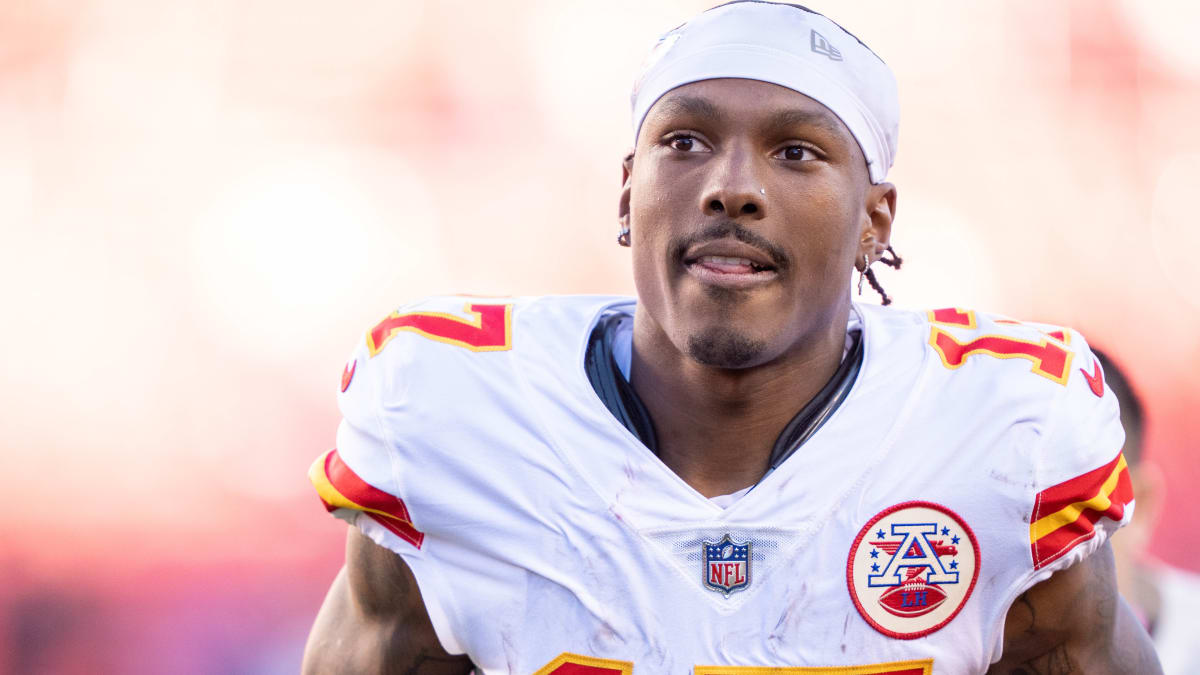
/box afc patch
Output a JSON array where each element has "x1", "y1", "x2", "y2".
[
  {"x1": 847, "y1": 501, "x2": 980, "y2": 639},
  {"x1": 703, "y1": 534, "x2": 750, "y2": 596}
]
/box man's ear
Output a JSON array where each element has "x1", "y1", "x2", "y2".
[
  {"x1": 859, "y1": 182, "x2": 896, "y2": 262},
  {"x1": 618, "y1": 150, "x2": 634, "y2": 228},
  {"x1": 1131, "y1": 459, "x2": 1166, "y2": 536}
]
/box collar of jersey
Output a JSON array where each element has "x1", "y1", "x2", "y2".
[{"x1": 584, "y1": 312, "x2": 865, "y2": 476}]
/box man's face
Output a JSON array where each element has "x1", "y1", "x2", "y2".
[{"x1": 623, "y1": 78, "x2": 893, "y2": 369}]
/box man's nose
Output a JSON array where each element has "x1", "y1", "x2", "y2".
[{"x1": 700, "y1": 146, "x2": 767, "y2": 220}]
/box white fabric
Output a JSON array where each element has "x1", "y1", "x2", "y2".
[
  {"x1": 708, "y1": 485, "x2": 752, "y2": 509},
  {"x1": 631, "y1": 2, "x2": 900, "y2": 183},
  {"x1": 328, "y1": 295, "x2": 1128, "y2": 674}
]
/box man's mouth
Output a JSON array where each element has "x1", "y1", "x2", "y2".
[
  {"x1": 682, "y1": 247, "x2": 780, "y2": 288},
  {"x1": 688, "y1": 255, "x2": 775, "y2": 275},
  {"x1": 672, "y1": 222, "x2": 788, "y2": 288}
]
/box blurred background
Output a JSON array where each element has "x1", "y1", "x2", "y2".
[{"x1": 1, "y1": 0, "x2": 1197, "y2": 672}]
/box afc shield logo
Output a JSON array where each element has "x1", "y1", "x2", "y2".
[
  {"x1": 703, "y1": 534, "x2": 751, "y2": 596},
  {"x1": 847, "y1": 501, "x2": 980, "y2": 639}
]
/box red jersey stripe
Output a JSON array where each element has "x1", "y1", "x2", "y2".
[
  {"x1": 1029, "y1": 451, "x2": 1131, "y2": 569},
  {"x1": 309, "y1": 449, "x2": 424, "y2": 549}
]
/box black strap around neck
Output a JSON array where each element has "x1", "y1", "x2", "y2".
[
  {"x1": 584, "y1": 314, "x2": 660, "y2": 454},
  {"x1": 584, "y1": 313, "x2": 864, "y2": 470}
]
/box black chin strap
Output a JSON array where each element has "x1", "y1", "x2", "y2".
[
  {"x1": 765, "y1": 326, "x2": 863, "y2": 469},
  {"x1": 585, "y1": 313, "x2": 863, "y2": 471}
]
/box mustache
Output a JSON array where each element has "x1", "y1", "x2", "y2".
[{"x1": 671, "y1": 220, "x2": 789, "y2": 270}]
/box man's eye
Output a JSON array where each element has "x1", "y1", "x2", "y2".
[
  {"x1": 776, "y1": 145, "x2": 818, "y2": 161},
  {"x1": 666, "y1": 135, "x2": 708, "y2": 152}
]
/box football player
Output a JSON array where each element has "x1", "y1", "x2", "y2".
[{"x1": 303, "y1": 3, "x2": 1162, "y2": 673}]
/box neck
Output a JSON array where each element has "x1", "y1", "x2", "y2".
[{"x1": 629, "y1": 302, "x2": 852, "y2": 498}]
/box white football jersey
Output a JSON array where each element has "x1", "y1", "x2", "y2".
[{"x1": 310, "y1": 295, "x2": 1132, "y2": 675}]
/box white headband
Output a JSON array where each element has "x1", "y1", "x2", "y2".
[{"x1": 631, "y1": 1, "x2": 899, "y2": 184}]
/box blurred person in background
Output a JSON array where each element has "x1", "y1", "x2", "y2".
[
  {"x1": 1096, "y1": 347, "x2": 1200, "y2": 675},
  {"x1": 302, "y1": 3, "x2": 1160, "y2": 673}
]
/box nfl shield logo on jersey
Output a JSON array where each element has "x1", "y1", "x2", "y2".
[
  {"x1": 703, "y1": 534, "x2": 751, "y2": 596},
  {"x1": 847, "y1": 501, "x2": 980, "y2": 639}
]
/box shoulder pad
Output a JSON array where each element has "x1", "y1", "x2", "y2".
[
  {"x1": 924, "y1": 307, "x2": 1079, "y2": 387},
  {"x1": 922, "y1": 308, "x2": 1130, "y2": 571}
]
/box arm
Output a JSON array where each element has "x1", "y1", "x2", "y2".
[
  {"x1": 302, "y1": 528, "x2": 475, "y2": 675},
  {"x1": 988, "y1": 541, "x2": 1160, "y2": 675}
]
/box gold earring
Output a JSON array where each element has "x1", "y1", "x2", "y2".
[{"x1": 857, "y1": 254, "x2": 870, "y2": 295}]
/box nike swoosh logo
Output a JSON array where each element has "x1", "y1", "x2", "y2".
[
  {"x1": 341, "y1": 360, "x2": 356, "y2": 393},
  {"x1": 1080, "y1": 359, "x2": 1104, "y2": 398}
]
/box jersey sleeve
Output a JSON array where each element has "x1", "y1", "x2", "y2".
[
  {"x1": 308, "y1": 332, "x2": 427, "y2": 549},
  {"x1": 1020, "y1": 327, "x2": 1133, "y2": 578},
  {"x1": 306, "y1": 317, "x2": 467, "y2": 656}
]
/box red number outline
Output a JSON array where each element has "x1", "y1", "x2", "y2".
[
  {"x1": 694, "y1": 662, "x2": 932, "y2": 674},
  {"x1": 530, "y1": 653, "x2": 931, "y2": 674},
  {"x1": 927, "y1": 309, "x2": 1074, "y2": 386},
  {"x1": 928, "y1": 328, "x2": 1073, "y2": 385},
  {"x1": 366, "y1": 303, "x2": 513, "y2": 356},
  {"x1": 532, "y1": 652, "x2": 633, "y2": 675},
  {"x1": 928, "y1": 307, "x2": 977, "y2": 328}
]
